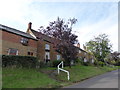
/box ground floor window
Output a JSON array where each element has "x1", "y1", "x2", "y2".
[
  {"x1": 45, "y1": 52, "x2": 50, "y2": 62},
  {"x1": 57, "y1": 55, "x2": 61, "y2": 60},
  {"x1": 8, "y1": 48, "x2": 18, "y2": 55},
  {"x1": 91, "y1": 59, "x2": 94, "y2": 63},
  {"x1": 84, "y1": 58, "x2": 87, "y2": 62}
]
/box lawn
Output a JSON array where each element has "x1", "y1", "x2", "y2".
[
  {"x1": 2, "y1": 65, "x2": 118, "y2": 88},
  {"x1": 2, "y1": 68, "x2": 60, "y2": 88}
]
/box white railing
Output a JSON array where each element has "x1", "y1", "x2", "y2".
[{"x1": 57, "y1": 61, "x2": 70, "y2": 80}]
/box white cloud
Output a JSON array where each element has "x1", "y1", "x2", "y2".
[{"x1": 74, "y1": 13, "x2": 118, "y2": 51}]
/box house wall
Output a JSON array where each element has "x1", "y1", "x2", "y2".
[
  {"x1": 37, "y1": 39, "x2": 61, "y2": 61},
  {"x1": 1, "y1": 30, "x2": 37, "y2": 56},
  {"x1": 27, "y1": 26, "x2": 63, "y2": 61},
  {"x1": 77, "y1": 50, "x2": 94, "y2": 63}
]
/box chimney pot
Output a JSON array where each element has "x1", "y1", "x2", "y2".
[{"x1": 28, "y1": 22, "x2": 32, "y2": 29}]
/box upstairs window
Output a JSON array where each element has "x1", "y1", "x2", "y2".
[
  {"x1": 20, "y1": 38, "x2": 29, "y2": 46},
  {"x1": 45, "y1": 44, "x2": 50, "y2": 50},
  {"x1": 8, "y1": 48, "x2": 18, "y2": 55}
]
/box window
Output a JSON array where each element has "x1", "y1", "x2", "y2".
[
  {"x1": 79, "y1": 50, "x2": 81, "y2": 53},
  {"x1": 57, "y1": 55, "x2": 61, "y2": 60},
  {"x1": 31, "y1": 52, "x2": 33, "y2": 56},
  {"x1": 84, "y1": 58, "x2": 87, "y2": 62},
  {"x1": 28, "y1": 52, "x2": 33, "y2": 56},
  {"x1": 45, "y1": 52, "x2": 50, "y2": 59},
  {"x1": 92, "y1": 59, "x2": 94, "y2": 63},
  {"x1": 28, "y1": 52, "x2": 31, "y2": 55},
  {"x1": 8, "y1": 48, "x2": 18, "y2": 55},
  {"x1": 20, "y1": 38, "x2": 29, "y2": 46},
  {"x1": 45, "y1": 44, "x2": 50, "y2": 50}
]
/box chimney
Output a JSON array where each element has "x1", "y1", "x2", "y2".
[
  {"x1": 77, "y1": 43, "x2": 80, "y2": 48},
  {"x1": 28, "y1": 22, "x2": 32, "y2": 30}
]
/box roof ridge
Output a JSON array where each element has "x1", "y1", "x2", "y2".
[
  {"x1": 0, "y1": 24, "x2": 37, "y2": 40},
  {"x1": 0, "y1": 24, "x2": 26, "y2": 34}
]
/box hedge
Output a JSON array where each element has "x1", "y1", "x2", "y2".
[
  {"x1": 2, "y1": 55, "x2": 38, "y2": 68},
  {"x1": 52, "y1": 60, "x2": 62, "y2": 67}
]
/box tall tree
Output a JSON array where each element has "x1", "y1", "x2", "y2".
[
  {"x1": 39, "y1": 17, "x2": 78, "y2": 67},
  {"x1": 85, "y1": 34, "x2": 112, "y2": 62}
]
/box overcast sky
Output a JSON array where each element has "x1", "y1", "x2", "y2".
[{"x1": 0, "y1": 0, "x2": 118, "y2": 52}]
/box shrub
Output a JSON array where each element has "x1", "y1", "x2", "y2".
[
  {"x1": 98, "y1": 61, "x2": 105, "y2": 67},
  {"x1": 52, "y1": 60, "x2": 62, "y2": 67},
  {"x1": 93, "y1": 58, "x2": 99, "y2": 66},
  {"x1": 83, "y1": 62, "x2": 90, "y2": 66},
  {"x1": 75, "y1": 58, "x2": 80, "y2": 63},
  {"x1": 115, "y1": 60, "x2": 120, "y2": 66},
  {"x1": 110, "y1": 60, "x2": 116, "y2": 65},
  {"x1": 2, "y1": 55, "x2": 38, "y2": 68},
  {"x1": 75, "y1": 58, "x2": 82, "y2": 64}
]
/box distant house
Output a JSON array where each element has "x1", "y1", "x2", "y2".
[
  {"x1": 1, "y1": 22, "x2": 94, "y2": 63},
  {"x1": 76, "y1": 43, "x2": 95, "y2": 63},
  {"x1": 0, "y1": 24, "x2": 37, "y2": 56}
]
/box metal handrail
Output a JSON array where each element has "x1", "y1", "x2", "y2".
[{"x1": 57, "y1": 61, "x2": 70, "y2": 80}]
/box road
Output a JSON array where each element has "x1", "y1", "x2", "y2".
[{"x1": 64, "y1": 69, "x2": 119, "y2": 88}]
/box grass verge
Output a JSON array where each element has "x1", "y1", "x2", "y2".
[
  {"x1": 2, "y1": 68, "x2": 60, "y2": 88},
  {"x1": 2, "y1": 65, "x2": 118, "y2": 88}
]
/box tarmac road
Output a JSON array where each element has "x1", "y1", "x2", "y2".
[{"x1": 63, "y1": 69, "x2": 119, "y2": 88}]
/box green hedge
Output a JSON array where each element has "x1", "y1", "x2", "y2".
[
  {"x1": 52, "y1": 60, "x2": 62, "y2": 67},
  {"x1": 2, "y1": 55, "x2": 38, "y2": 68}
]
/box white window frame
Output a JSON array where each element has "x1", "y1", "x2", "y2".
[
  {"x1": 57, "y1": 55, "x2": 61, "y2": 60},
  {"x1": 45, "y1": 52, "x2": 50, "y2": 59},
  {"x1": 8, "y1": 48, "x2": 18, "y2": 55},
  {"x1": 45, "y1": 44, "x2": 50, "y2": 50},
  {"x1": 20, "y1": 38, "x2": 29, "y2": 45},
  {"x1": 92, "y1": 59, "x2": 94, "y2": 63},
  {"x1": 84, "y1": 58, "x2": 87, "y2": 62}
]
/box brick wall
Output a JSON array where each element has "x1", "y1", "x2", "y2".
[
  {"x1": 1, "y1": 30, "x2": 37, "y2": 56},
  {"x1": 37, "y1": 39, "x2": 61, "y2": 61}
]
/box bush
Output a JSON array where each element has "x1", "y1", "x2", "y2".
[
  {"x1": 2, "y1": 55, "x2": 38, "y2": 68},
  {"x1": 75, "y1": 58, "x2": 91, "y2": 66},
  {"x1": 98, "y1": 61, "x2": 105, "y2": 67},
  {"x1": 115, "y1": 60, "x2": 120, "y2": 66},
  {"x1": 52, "y1": 60, "x2": 62, "y2": 67},
  {"x1": 93, "y1": 58, "x2": 99, "y2": 66},
  {"x1": 83, "y1": 62, "x2": 90, "y2": 66}
]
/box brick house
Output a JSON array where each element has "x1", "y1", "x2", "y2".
[
  {"x1": 1, "y1": 22, "x2": 94, "y2": 63},
  {"x1": 26, "y1": 22, "x2": 62, "y2": 62},
  {"x1": 76, "y1": 43, "x2": 95, "y2": 63},
  {"x1": 0, "y1": 24, "x2": 37, "y2": 56}
]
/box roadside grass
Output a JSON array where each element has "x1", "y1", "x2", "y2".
[
  {"x1": 2, "y1": 68, "x2": 60, "y2": 88},
  {"x1": 2, "y1": 65, "x2": 118, "y2": 88},
  {"x1": 55, "y1": 64, "x2": 118, "y2": 86}
]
